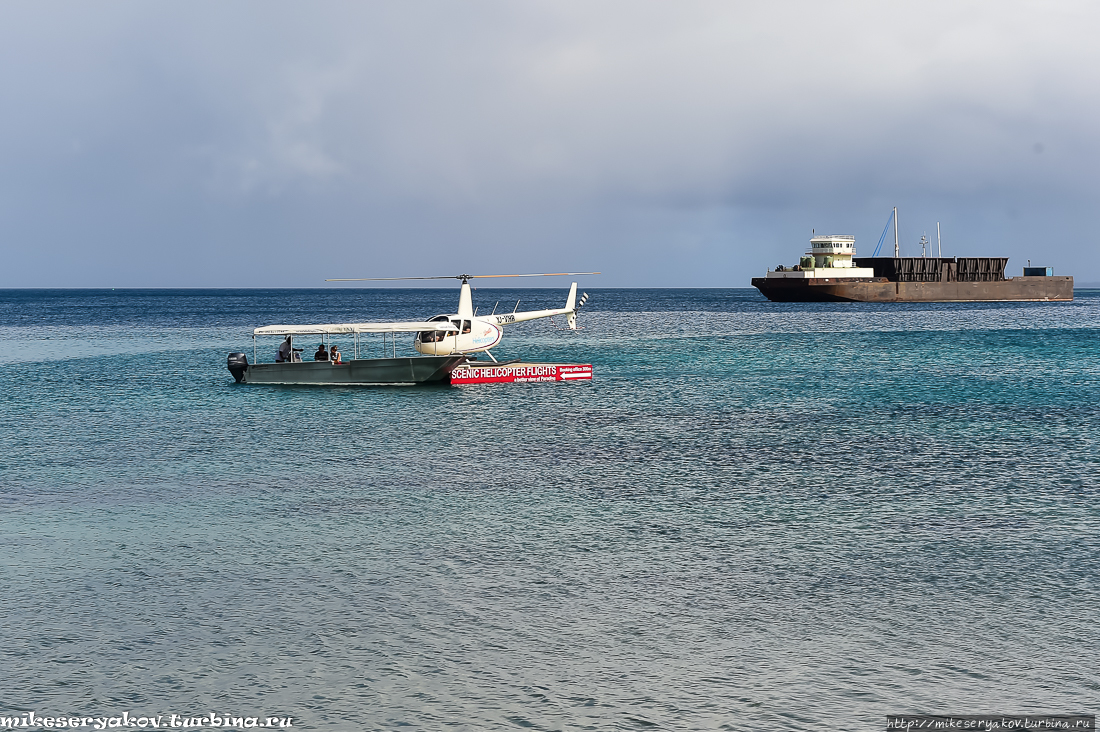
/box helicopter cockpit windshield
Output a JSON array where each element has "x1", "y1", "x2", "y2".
[{"x1": 419, "y1": 315, "x2": 451, "y2": 343}]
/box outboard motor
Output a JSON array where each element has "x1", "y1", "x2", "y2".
[{"x1": 227, "y1": 352, "x2": 249, "y2": 383}]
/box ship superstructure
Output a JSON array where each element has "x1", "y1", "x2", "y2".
[{"x1": 765, "y1": 235, "x2": 876, "y2": 281}]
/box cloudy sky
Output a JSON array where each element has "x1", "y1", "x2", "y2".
[{"x1": 2, "y1": 1, "x2": 1097, "y2": 287}]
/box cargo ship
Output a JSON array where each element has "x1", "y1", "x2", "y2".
[{"x1": 751, "y1": 233, "x2": 1072, "y2": 303}]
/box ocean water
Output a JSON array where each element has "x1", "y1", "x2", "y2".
[{"x1": 1, "y1": 288, "x2": 1098, "y2": 731}]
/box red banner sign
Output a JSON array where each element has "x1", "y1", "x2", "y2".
[{"x1": 450, "y1": 363, "x2": 593, "y2": 385}]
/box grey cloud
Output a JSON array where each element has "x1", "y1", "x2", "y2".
[{"x1": 1, "y1": 0, "x2": 1097, "y2": 286}]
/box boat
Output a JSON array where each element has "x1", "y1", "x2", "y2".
[
  {"x1": 751, "y1": 213, "x2": 1072, "y2": 302},
  {"x1": 227, "y1": 321, "x2": 467, "y2": 386}
]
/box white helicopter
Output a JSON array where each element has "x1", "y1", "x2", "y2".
[{"x1": 325, "y1": 273, "x2": 596, "y2": 361}]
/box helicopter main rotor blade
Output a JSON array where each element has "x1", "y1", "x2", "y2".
[
  {"x1": 326, "y1": 272, "x2": 600, "y2": 282},
  {"x1": 464, "y1": 272, "x2": 600, "y2": 278},
  {"x1": 325, "y1": 276, "x2": 459, "y2": 281}
]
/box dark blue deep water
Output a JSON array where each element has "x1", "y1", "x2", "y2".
[{"x1": 1, "y1": 288, "x2": 1098, "y2": 731}]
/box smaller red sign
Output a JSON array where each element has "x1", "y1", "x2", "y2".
[{"x1": 450, "y1": 362, "x2": 593, "y2": 385}]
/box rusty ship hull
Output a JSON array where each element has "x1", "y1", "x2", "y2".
[{"x1": 751, "y1": 276, "x2": 1074, "y2": 302}]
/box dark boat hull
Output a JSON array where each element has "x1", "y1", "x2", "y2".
[
  {"x1": 233, "y1": 355, "x2": 467, "y2": 386},
  {"x1": 751, "y1": 276, "x2": 1074, "y2": 303}
]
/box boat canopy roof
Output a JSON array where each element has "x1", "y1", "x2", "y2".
[{"x1": 253, "y1": 321, "x2": 460, "y2": 336}]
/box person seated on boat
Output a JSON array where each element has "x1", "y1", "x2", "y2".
[
  {"x1": 314, "y1": 344, "x2": 329, "y2": 361},
  {"x1": 276, "y1": 336, "x2": 292, "y2": 362},
  {"x1": 330, "y1": 345, "x2": 342, "y2": 364}
]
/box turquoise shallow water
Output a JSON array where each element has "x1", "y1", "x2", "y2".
[{"x1": 1, "y1": 288, "x2": 1098, "y2": 731}]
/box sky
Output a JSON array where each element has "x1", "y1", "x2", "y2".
[{"x1": 2, "y1": 0, "x2": 1098, "y2": 287}]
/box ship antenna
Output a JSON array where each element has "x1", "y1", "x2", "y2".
[
  {"x1": 893, "y1": 207, "x2": 899, "y2": 258},
  {"x1": 872, "y1": 210, "x2": 894, "y2": 257},
  {"x1": 937, "y1": 222, "x2": 942, "y2": 257}
]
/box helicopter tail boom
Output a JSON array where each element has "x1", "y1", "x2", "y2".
[{"x1": 491, "y1": 282, "x2": 582, "y2": 329}]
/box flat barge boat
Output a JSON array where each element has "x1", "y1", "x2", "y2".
[
  {"x1": 229, "y1": 354, "x2": 467, "y2": 386},
  {"x1": 752, "y1": 234, "x2": 1072, "y2": 302},
  {"x1": 228, "y1": 320, "x2": 467, "y2": 386}
]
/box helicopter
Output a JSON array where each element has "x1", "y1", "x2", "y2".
[{"x1": 325, "y1": 272, "x2": 597, "y2": 362}]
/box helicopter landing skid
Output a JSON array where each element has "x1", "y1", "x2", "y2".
[{"x1": 465, "y1": 356, "x2": 521, "y2": 366}]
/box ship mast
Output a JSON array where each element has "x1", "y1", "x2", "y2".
[
  {"x1": 893, "y1": 207, "x2": 899, "y2": 257},
  {"x1": 937, "y1": 222, "x2": 942, "y2": 257}
]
